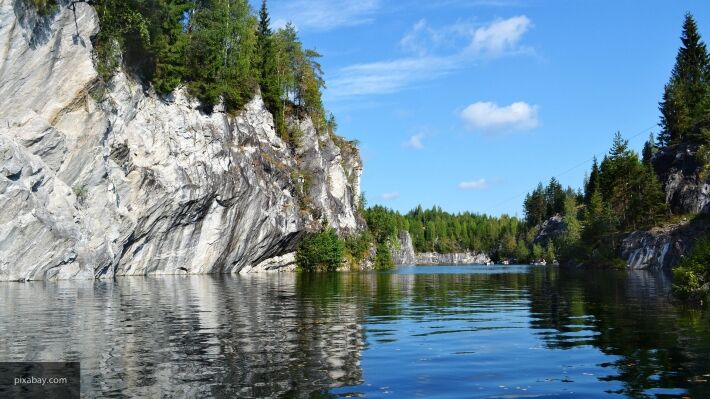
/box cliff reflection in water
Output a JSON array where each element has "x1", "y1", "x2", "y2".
[
  {"x1": 0, "y1": 275, "x2": 366, "y2": 398},
  {"x1": 0, "y1": 267, "x2": 709, "y2": 398}
]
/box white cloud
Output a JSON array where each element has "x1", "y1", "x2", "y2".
[
  {"x1": 381, "y1": 192, "x2": 401, "y2": 200},
  {"x1": 458, "y1": 179, "x2": 489, "y2": 190},
  {"x1": 269, "y1": 0, "x2": 380, "y2": 31},
  {"x1": 402, "y1": 133, "x2": 425, "y2": 149},
  {"x1": 469, "y1": 16, "x2": 531, "y2": 56},
  {"x1": 327, "y1": 16, "x2": 533, "y2": 99},
  {"x1": 399, "y1": 19, "x2": 432, "y2": 56},
  {"x1": 460, "y1": 101, "x2": 538, "y2": 133},
  {"x1": 328, "y1": 57, "x2": 455, "y2": 97}
]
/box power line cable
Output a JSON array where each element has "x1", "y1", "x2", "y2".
[{"x1": 485, "y1": 124, "x2": 658, "y2": 215}]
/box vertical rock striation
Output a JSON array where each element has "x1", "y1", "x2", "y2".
[
  {"x1": 0, "y1": 1, "x2": 363, "y2": 280},
  {"x1": 390, "y1": 230, "x2": 416, "y2": 265},
  {"x1": 620, "y1": 217, "x2": 710, "y2": 270}
]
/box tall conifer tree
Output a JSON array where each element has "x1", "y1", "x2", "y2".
[{"x1": 659, "y1": 13, "x2": 710, "y2": 145}]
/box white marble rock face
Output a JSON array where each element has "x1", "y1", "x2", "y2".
[{"x1": 0, "y1": 1, "x2": 363, "y2": 280}]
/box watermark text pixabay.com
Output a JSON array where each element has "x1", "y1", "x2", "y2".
[{"x1": 0, "y1": 362, "x2": 79, "y2": 398}]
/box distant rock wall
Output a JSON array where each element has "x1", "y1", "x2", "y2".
[
  {"x1": 390, "y1": 230, "x2": 416, "y2": 265},
  {"x1": 415, "y1": 252, "x2": 491, "y2": 265},
  {"x1": 0, "y1": 2, "x2": 363, "y2": 280},
  {"x1": 391, "y1": 231, "x2": 490, "y2": 265}
]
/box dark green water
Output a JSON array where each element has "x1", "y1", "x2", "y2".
[{"x1": 1, "y1": 265, "x2": 709, "y2": 398}]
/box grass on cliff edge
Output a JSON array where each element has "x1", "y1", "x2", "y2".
[{"x1": 673, "y1": 235, "x2": 710, "y2": 304}]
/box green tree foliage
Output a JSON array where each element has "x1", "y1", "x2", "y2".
[
  {"x1": 256, "y1": 0, "x2": 285, "y2": 136},
  {"x1": 29, "y1": 0, "x2": 58, "y2": 16},
  {"x1": 89, "y1": 0, "x2": 329, "y2": 124},
  {"x1": 584, "y1": 157, "x2": 600, "y2": 205},
  {"x1": 598, "y1": 132, "x2": 667, "y2": 231},
  {"x1": 642, "y1": 133, "x2": 657, "y2": 165},
  {"x1": 365, "y1": 205, "x2": 402, "y2": 243},
  {"x1": 373, "y1": 242, "x2": 394, "y2": 270},
  {"x1": 579, "y1": 189, "x2": 619, "y2": 265},
  {"x1": 365, "y1": 205, "x2": 525, "y2": 259},
  {"x1": 532, "y1": 243, "x2": 543, "y2": 260},
  {"x1": 659, "y1": 13, "x2": 710, "y2": 146},
  {"x1": 515, "y1": 239, "x2": 530, "y2": 263},
  {"x1": 296, "y1": 227, "x2": 344, "y2": 271},
  {"x1": 524, "y1": 179, "x2": 576, "y2": 227},
  {"x1": 544, "y1": 242, "x2": 556, "y2": 263},
  {"x1": 185, "y1": 0, "x2": 258, "y2": 110},
  {"x1": 673, "y1": 235, "x2": 710, "y2": 303}
]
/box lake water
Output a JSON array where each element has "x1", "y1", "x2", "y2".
[{"x1": 1, "y1": 265, "x2": 709, "y2": 398}]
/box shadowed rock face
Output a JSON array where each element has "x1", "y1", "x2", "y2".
[
  {"x1": 534, "y1": 214, "x2": 565, "y2": 247},
  {"x1": 652, "y1": 144, "x2": 710, "y2": 215},
  {"x1": 620, "y1": 217, "x2": 710, "y2": 270},
  {"x1": 617, "y1": 144, "x2": 710, "y2": 270},
  {"x1": 0, "y1": 2, "x2": 363, "y2": 280}
]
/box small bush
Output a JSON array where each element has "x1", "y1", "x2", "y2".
[
  {"x1": 73, "y1": 184, "x2": 88, "y2": 205},
  {"x1": 673, "y1": 235, "x2": 710, "y2": 304},
  {"x1": 296, "y1": 228, "x2": 344, "y2": 272},
  {"x1": 28, "y1": 0, "x2": 58, "y2": 16}
]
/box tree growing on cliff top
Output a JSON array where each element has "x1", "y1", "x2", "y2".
[
  {"x1": 659, "y1": 13, "x2": 710, "y2": 146},
  {"x1": 256, "y1": 0, "x2": 285, "y2": 136}
]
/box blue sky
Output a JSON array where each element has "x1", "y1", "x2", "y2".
[{"x1": 257, "y1": 0, "x2": 710, "y2": 217}]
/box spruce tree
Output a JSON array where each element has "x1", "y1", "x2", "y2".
[
  {"x1": 584, "y1": 157, "x2": 600, "y2": 205},
  {"x1": 642, "y1": 133, "x2": 657, "y2": 165},
  {"x1": 256, "y1": 0, "x2": 284, "y2": 136},
  {"x1": 659, "y1": 13, "x2": 710, "y2": 145}
]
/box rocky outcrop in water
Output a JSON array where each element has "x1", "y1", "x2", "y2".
[
  {"x1": 620, "y1": 216, "x2": 710, "y2": 270},
  {"x1": 0, "y1": 2, "x2": 363, "y2": 280},
  {"x1": 652, "y1": 144, "x2": 710, "y2": 215}
]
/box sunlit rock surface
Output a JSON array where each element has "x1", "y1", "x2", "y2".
[{"x1": 0, "y1": 1, "x2": 363, "y2": 280}]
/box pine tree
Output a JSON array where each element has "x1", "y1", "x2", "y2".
[
  {"x1": 659, "y1": 13, "x2": 710, "y2": 145},
  {"x1": 256, "y1": 0, "x2": 284, "y2": 135},
  {"x1": 545, "y1": 177, "x2": 564, "y2": 217},
  {"x1": 152, "y1": 0, "x2": 193, "y2": 94},
  {"x1": 584, "y1": 157, "x2": 600, "y2": 205},
  {"x1": 642, "y1": 133, "x2": 657, "y2": 165},
  {"x1": 525, "y1": 182, "x2": 548, "y2": 227}
]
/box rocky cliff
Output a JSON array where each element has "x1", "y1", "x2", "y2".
[
  {"x1": 617, "y1": 143, "x2": 710, "y2": 270},
  {"x1": 533, "y1": 214, "x2": 566, "y2": 247},
  {"x1": 391, "y1": 230, "x2": 490, "y2": 265},
  {"x1": 620, "y1": 216, "x2": 710, "y2": 270},
  {"x1": 390, "y1": 230, "x2": 416, "y2": 265},
  {"x1": 0, "y1": 1, "x2": 363, "y2": 280},
  {"x1": 653, "y1": 144, "x2": 710, "y2": 215}
]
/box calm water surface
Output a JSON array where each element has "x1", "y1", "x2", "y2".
[{"x1": 1, "y1": 265, "x2": 710, "y2": 398}]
